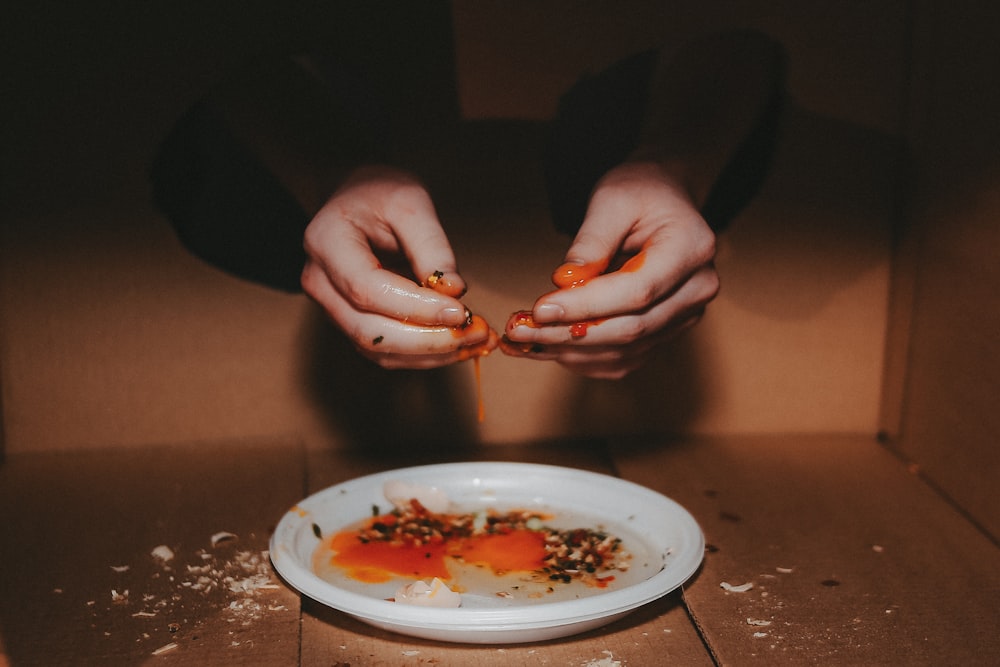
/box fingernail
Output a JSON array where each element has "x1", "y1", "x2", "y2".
[
  {"x1": 438, "y1": 306, "x2": 466, "y2": 324},
  {"x1": 534, "y1": 303, "x2": 564, "y2": 322}
]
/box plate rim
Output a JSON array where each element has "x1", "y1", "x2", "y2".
[{"x1": 270, "y1": 461, "x2": 704, "y2": 634}]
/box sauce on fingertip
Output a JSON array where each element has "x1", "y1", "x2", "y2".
[
  {"x1": 424, "y1": 270, "x2": 466, "y2": 298},
  {"x1": 551, "y1": 260, "x2": 607, "y2": 289}
]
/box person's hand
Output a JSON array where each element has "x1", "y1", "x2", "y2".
[
  {"x1": 500, "y1": 161, "x2": 719, "y2": 379},
  {"x1": 301, "y1": 165, "x2": 498, "y2": 369}
]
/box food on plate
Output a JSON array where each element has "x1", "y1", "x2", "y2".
[
  {"x1": 393, "y1": 577, "x2": 462, "y2": 607},
  {"x1": 313, "y1": 490, "x2": 632, "y2": 600},
  {"x1": 383, "y1": 480, "x2": 450, "y2": 514}
]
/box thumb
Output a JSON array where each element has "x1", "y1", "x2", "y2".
[{"x1": 551, "y1": 197, "x2": 632, "y2": 288}]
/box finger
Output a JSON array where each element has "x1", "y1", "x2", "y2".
[
  {"x1": 533, "y1": 230, "x2": 714, "y2": 324},
  {"x1": 304, "y1": 218, "x2": 470, "y2": 327},
  {"x1": 500, "y1": 327, "x2": 664, "y2": 365},
  {"x1": 558, "y1": 313, "x2": 704, "y2": 379},
  {"x1": 366, "y1": 329, "x2": 500, "y2": 370},
  {"x1": 500, "y1": 311, "x2": 703, "y2": 378},
  {"x1": 498, "y1": 337, "x2": 650, "y2": 379},
  {"x1": 303, "y1": 260, "x2": 491, "y2": 354},
  {"x1": 508, "y1": 264, "x2": 718, "y2": 344}
]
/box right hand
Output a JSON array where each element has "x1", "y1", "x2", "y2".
[{"x1": 301, "y1": 166, "x2": 497, "y2": 369}]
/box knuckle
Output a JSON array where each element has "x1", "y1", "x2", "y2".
[
  {"x1": 300, "y1": 262, "x2": 319, "y2": 294},
  {"x1": 618, "y1": 317, "x2": 649, "y2": 344},
  {"x1": 700, "y1": 269, "x2": 721, "y2": 302},
  {"x1": 695, "y1": 228, "x2": 718, "y2": 263},
  {"x1": 341, "y1": 274, "x2": 373, "y2": 308}
]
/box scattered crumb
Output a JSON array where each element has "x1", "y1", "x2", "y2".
[
  {"x1": 211, "y1": 531, "x2": 238, "y2": 547},
  {"x1": 747, "y1": 618, "x2": 772, "y2": 626},
  {"x1": 53, "y1": 588, "x2": 63, "y2": 594},
  {"x1": 720, "y1": 581, "x2": 754, "y2": 593},
  {"x1": 150, "y1": 545, "x2": 174, "y2": 563},
  {"x1": 582, "y1": 650, "x2": 622, "y2": 667},
  {"x1": 401, "y1": 650, "x2": 420, "y2": 656},
  {"x1": 753, "y1": 632, "x2": 769, "y2": 638},
  {"x1": 111, "y1": 565, "x2": 131, "y2": 573},
  {"x1": 872, "y1": 544, "x2": 884, "y2": 553},
  {"x1": 103, "y1": 532, "x2": 285, "y2": 650},
  {"x1": 776, "y1": 567, "x2": 794, "y2": 574},
  {"x1": 151, "y1": 642, "x2": 178, "y2": 656}
]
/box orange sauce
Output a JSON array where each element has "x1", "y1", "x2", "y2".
[
  {"x1": 510, "y1": 310, "x2": 540, "y2": 329},
  {"x1": 569, "y1": 318, "x2": 608, "y2": 339},
  {"x1": 450, "y1": 315, "x2": 495, "y2": 423},
  {"x1": 324, "y1": 523, "x2": 548, "y2": 583},
  {"x1": 552, "y1": 260, "x2": 608, "y2": 289},
  {"x1": 620, "y1": 249, "x2": 647, "y2": 273},
  {"x1": 423, "y1": 270, "x2": 466, "y2": 298},
  {"x1": 473, "y1": 356, "x2": 484, "y2": 422},
  {"x1": 327, "y1": 530, "x2": 452, "y2": 583},
  {"x1": 453, "y1": 530, "x2": 547, "y2": 572}
]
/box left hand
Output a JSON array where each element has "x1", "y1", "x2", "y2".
[{"x1": 500, "y1": 161, "x2": 719, "y2": 379}]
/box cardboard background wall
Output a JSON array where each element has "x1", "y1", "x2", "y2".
[
  {"x1": 4, "y1": 2, "x2": 996, "y2": 539},
  {"x1": 6, "y1": 0, "x2": 998, "y2": 543},
  {"x1": 1, "y1": 2, "x2": 906, "y2": 454},
  {"x1": 884, "y1": 1, "x2": 1000, "y2": 539}
]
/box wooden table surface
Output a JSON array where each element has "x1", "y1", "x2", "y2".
[{"x1": 1, "y1": 434, "x2": 997, "y2": 666}]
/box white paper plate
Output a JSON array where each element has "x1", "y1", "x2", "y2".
[{"x1": 270, "y1": 462, "x2": 703, "y2": 644}]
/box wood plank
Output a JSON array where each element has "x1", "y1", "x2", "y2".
[
  {"x1": 298, "y1": 440, "x2": 712, "y2": 665},
  {"x1": 611, "y1": 434, "x2": 1000, "y2": 665},
  {"x1": 0, "y1": 440, "x2": 304, "y2": 665}
]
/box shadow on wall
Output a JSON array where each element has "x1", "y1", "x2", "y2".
[
  {"x1": 719, "y1": 106, "x2": 905, "y2": 321},
  {"x1": 296, "y1": 304, "x2": 709, "y2": 451},
  {"x1": 297, "y1": 307, "x2": 481, "y2": 451}
]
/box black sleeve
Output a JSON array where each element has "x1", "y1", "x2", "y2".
[
  {"x1": 149, "y1": 4, "x2": 457, "y2": 292},
  {"x1": 150, "y1": 52, "x2": 392, "y2": 292},
  {"x1": 150, "y1": 99, "x2": 311, "y2": 292},
  {"x1": 543, "y1": 32, "x2": 787, "y2": 236}
]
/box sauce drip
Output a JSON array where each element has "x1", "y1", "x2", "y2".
[
  {"x1": 451, "y1": 314, "x2": 496, "y2": 423},
  {"x1": 473, "y1": 356, "x2": 484, "y2": 422}
]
